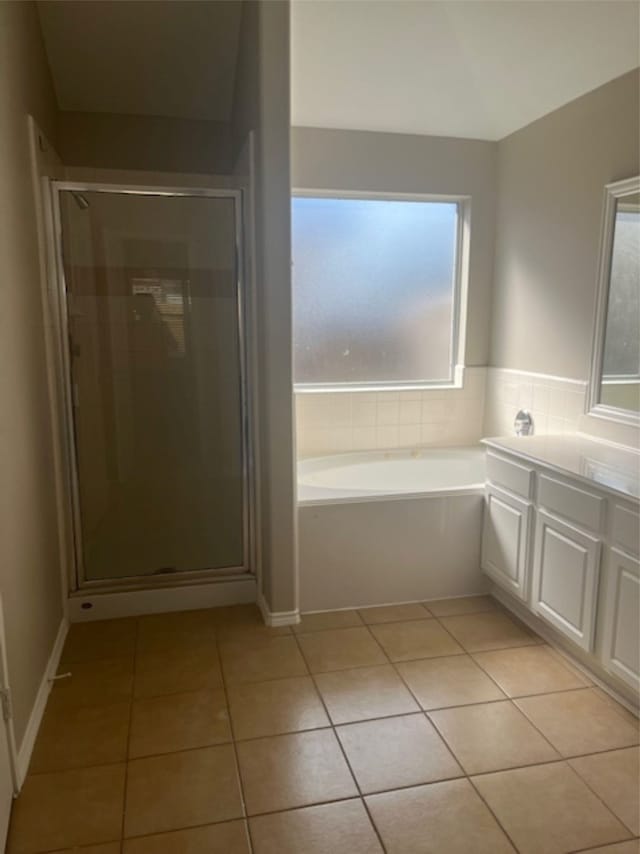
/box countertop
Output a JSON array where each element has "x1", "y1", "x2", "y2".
[{"x1": 482, "y1": 433, "x2": 640, "y2": 502}]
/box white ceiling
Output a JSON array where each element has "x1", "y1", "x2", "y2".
[
  {"x1": 291, "y1": 0, "x2": 640, "y2": 140},
  {"x1": 37, "y1": 1, "x2": 243, "y2": 122}
]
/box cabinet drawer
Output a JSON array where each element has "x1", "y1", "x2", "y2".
[
  {"x1": 537, "y1": 474, "x2": 605, "y2": 534},
  {"x1": 486, "y1": 452, "x2": 534, "y2": 499},
  {"x1": 611, "y1": 502, "x2": 639, "y2": 557}
]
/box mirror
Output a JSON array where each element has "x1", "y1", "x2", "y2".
[{"x1": 589, "y1": 176, "x2": 640, "y2": 424}]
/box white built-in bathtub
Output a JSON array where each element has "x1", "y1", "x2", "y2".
[{"x1": 297, "y1": 446, "x2": 488, "y2": 611}]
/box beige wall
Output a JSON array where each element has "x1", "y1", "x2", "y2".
[
  {"x1": 0, "y1": 2, "x2": 64, "y2": 745},
  {"x1": 57, "y1": 110, "x2": 234, "y2": 175},
  {"x1": 490, "y1": 69, "x2": 640, "y2": 380},
  {"x1": 291, "y1": 126, "x2": 497, "y2": 367}
]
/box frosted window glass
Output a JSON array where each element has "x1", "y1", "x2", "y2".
[
  {"x1": 292, "y1": 197, "x2": 459, "y2": 386},
  {"x1": 602, "y1": 208, "x2": 640, "y2": 377}
]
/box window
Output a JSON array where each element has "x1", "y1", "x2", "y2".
[
  {"x1": 292, "y1": 194, "x2": 467, "y2": 389},
  {"x1": 602, "y1": 204, "x2": 640, "y2": 381}
]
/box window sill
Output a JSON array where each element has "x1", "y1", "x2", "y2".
[{"x1": 294, "y1": 366, "x2": 466, "y2": 394}]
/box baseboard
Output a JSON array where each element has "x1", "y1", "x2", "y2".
[
  {"x1": 258, "y1": 593, "x2": 300, "y2": 627},
  {"x1": 67, "y1": 576, "x2": 257, "y2": 622},
  {"x1": 16, "y1": 617, "x2": 69, "y2": 788}
]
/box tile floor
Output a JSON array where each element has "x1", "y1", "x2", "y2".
[{"x1": 7, "y1": 595, "x2": 640, "y2": 854}]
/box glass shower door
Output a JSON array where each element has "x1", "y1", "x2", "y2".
[{"x1": 57, "y1": 187, "x2": 248, "y2": 584}]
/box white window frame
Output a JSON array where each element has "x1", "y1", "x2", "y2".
[{"x1": 291, "y1": 189, "x2": 471, "y2": 393}]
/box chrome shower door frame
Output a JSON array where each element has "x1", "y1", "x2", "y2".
[{"x1": 50, "y1": 181, "x2": 254, "y2": 593}]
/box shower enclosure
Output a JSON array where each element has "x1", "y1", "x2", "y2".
[{"x1": 51, "y1": 183, "x2": 252, "y2": 588}]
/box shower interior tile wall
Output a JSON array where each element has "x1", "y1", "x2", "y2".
[
  {"x1": 295, "y1": 367, "x2": 589, "y2": 457},
  {"x1": 295, "y1": 368, "x2": 487, "y2": 457}
]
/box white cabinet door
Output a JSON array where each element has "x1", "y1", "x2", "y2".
[
  {"x1": 481, "y1": 486, "x2": 532, "y2": 601},
  {"x1": 601, "y1": 548, "x2": 640, "y2": 692},
  {"x1": 532, "y1": 510, "x2": 601, "y2": 651}
]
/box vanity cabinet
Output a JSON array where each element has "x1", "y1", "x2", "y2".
[
  {"x1": 600, "y1": 500, "x2": 640, "y2": 692},
  {"x1": 531, "y1": 510, "x2": 601, "y2": 651},
  {"x1": 481, "y1": 486, "x2": 531, "y2": 601},
  {"x1": 481, "y1": 444, "x2": 640, "y2": 698},
  {"x1": 601, "y1": 548, "x2": 640, "y2": 691},
  {"x1": 481, "y1": 453, "x2": 534, "y2": 601}
]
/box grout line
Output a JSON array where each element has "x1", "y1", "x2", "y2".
[
  {"x1": 465, "y1": 771, "x2": 523, "y2": 852},
  {"x1": 115, "y1": 818, "x2": 251, "y2": 849},
  {"x1": 215, "y1": 627, "x2": 255, "y2": 854},
  {"x1": 24, "y1": 731, "x2": 639, "y2": 779},
  {"x1": 290, "y1": 629, "x2": 389, "y2": 854},
  {"x1": 21, "y1": 604, "x2": 639, "y2": 853},
  {"x1": 566, "y1": 837, "x2": 640, "y2": 854},
  {"x1": 119, "y1": 616, "x2": 140, "y2": 852},
  {"x1": 565, "y1": 757, "x2": 640, "y2": 838}
]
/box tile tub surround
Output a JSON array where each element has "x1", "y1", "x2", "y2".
[
  {"x1": 7, "y1": 600, "x2": 640, "y2": 853},
  {"x1": 295, "y1": 367, "x2": 487, "y2": 457},
  {"x1": 483, "y1": 368, "x2": 588, "y2": 438}
]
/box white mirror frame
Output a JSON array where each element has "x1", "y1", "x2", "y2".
[{"x1": 587, "y1": 175, "x2": 640, "y2": 428}]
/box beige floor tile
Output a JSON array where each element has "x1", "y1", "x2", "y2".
[
  {"x1": 124, "y1": 744, "x2": 243, "y2": 837},
  {"x1": 213, "y1": 605, "x2": 291, "y2": 642},
  {"x1": 358, "y1": 603, "x2": 431, "y2": 625},
  {"x1": 472, "y1": 762, "x2": 632, "y2": 854},
  {"x1": 60, "y1": 618, "x2": 137, "y2": 666},
  {"x1": 217, "y1": 622, "x2": 292, "y2": 643},
  {"x1": 337, "y1": 713, "x2": 462, "y2": 793},
  {"x1": 236, "y1": 729, "x2": 357, "y2": 814},
  {"x1": 594, "y1": 687, "x2": 640, "y2": 727},
  {"x1": 220, "y1": 636, "x2": 308, "y2": 684},
  {"x1": 314, "y1": 664, "x2": 419, "y2": 724},
  {"x1": 129, "y1": 688, "x2": 231, "y2": 757},
  {"x1": 48, "y1": 656, "x2": 134, "y2": 711},
  {"x1": 250, "y1": 800, "x2": 383, "y2": 854},
  {"x1": 366, "y1": 778, "x2": 516, "y2": 853},
  {"x1": 426, "y1": 595, "x2": 498, "y2": 617},
  {"x1": 296, "y1": 627, "x2": 387, "y2": 673},
  {"x1": 134, "y1": 645, "x2": 223, "y2": 698},
  {"x1": 227, "y1": 676, "x2": 329, "y2": 740},
  {"x1": 570, "y1": 748, "x2": 640, "y2": 835},
  {"x1": 396, "y1": 654, "x2": 505, "y2": 709},
  {"x1": 30, "y1": 701, "x2": 130, "y2": 773},
  {"x1": 369, "y1": 619, "x2": 463, "y2": 662},
  {"x1": 138, "y1": 608, "x2": 215, "y2": 634},
  {"x1": 213, "y1": 603, "x2": 264, "y2": 628},
  {"x1": 123, "y1": 820, "x2": 251, "y2": 853},
  {"x1": 294, "y1": 610, "x2": 364, "y2": 633},
  {"x1": 473, "y1": 645, "x2": 589, "y2": 697},
  {"x1": 515, "y1": 688, "x2": 640, "y2": 757},
  {"x1": 439, "y1": 611, "x2": 538, "y2": 652},
  {"x1": 137, "y1": 609, "x2": 217, "y2": 655},
  {"x1": 7, "y1": 764, "x2": 125, "y2": 853},
  {"x1": 429, "y1": 700, "x2": 559, "y2": 774}
]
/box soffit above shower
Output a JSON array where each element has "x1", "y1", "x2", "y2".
[
  {"x1": 37, "y1": 0, "x2": 243, "y2": 122},
  {"x1": 291, "y1": 0, "x2": 640, "y2": 141}
]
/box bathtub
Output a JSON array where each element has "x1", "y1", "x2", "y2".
[
  {"x1": 298, "y1": 446, "x2": 486, "y2": 504},
  {"x1": 297, "y1": 446, "x2": 488, "y2": 611}
]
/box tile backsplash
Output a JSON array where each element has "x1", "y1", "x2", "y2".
[
  {"x1": 295, "y1": 368, "x2": 486, "y2": 457},
  {"x1": 483, "y1": 368, "x2": 588, "y2": 438},
  {"x1": 294, "y1": 367, "x2": 595, "y2": 458}
]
